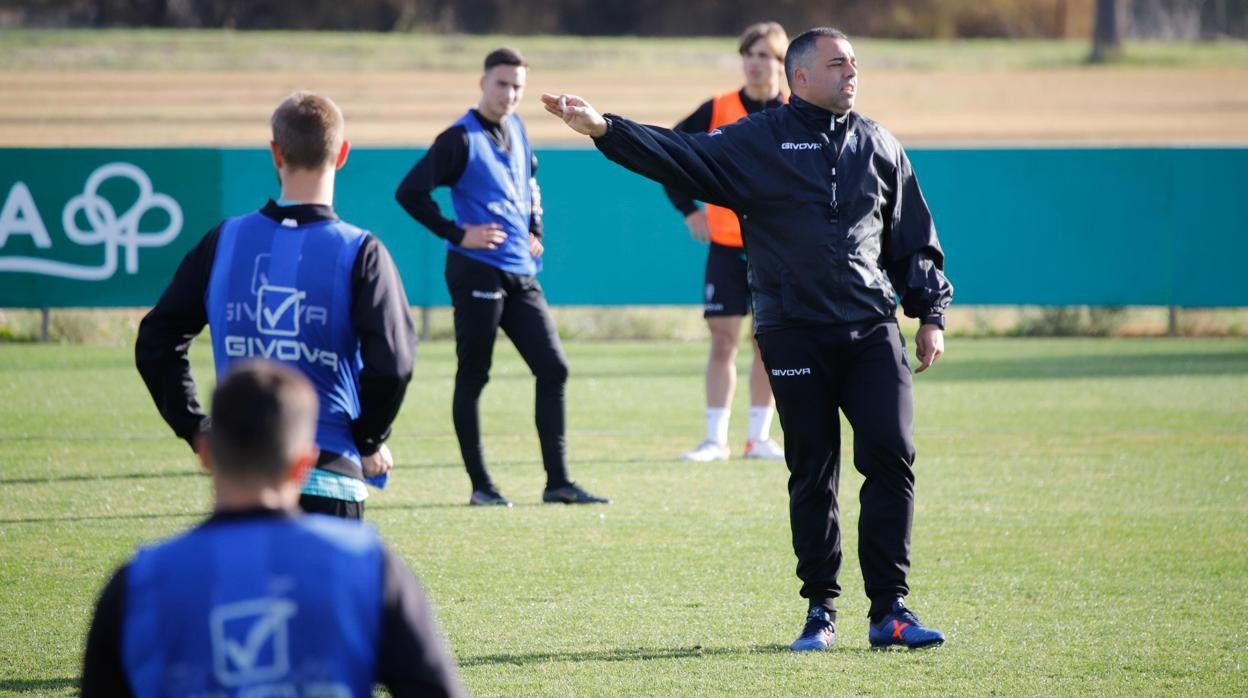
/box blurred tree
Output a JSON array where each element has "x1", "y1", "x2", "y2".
[
  {"x1": 1090, "y1": 0, "x2": 1123, "y2": 61},
  {"x1": 93, "y1": 0, "x2": 167, "y2": 26},
  {"x1": 1208, "y1": 0, "x2": 1248, "y2": 38},
  {"x1": 1131, "y1": 0, "x2": 1207, "y2": 39},
  {"x1": 4, "y1": 0, "x2": 1243, "y2": 37}
]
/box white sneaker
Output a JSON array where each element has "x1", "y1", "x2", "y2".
[
  {"x1": 682, "y1": 440, "x2": 730, "y2": 462},
  {"x1": 744, "y1": 438, "x2": 785, "y2": 460}
]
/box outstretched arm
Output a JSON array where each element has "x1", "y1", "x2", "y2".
[
  {"x1": 540, "y1": 93, "x2": 752, "y2": 211},
  {"x1": 662, "y1": 101, "x2": 712, "y2": 217},
  {"x1": 665, "y1": 102, "x2": 713, "y2": 242}
]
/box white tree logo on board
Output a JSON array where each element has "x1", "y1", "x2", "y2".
[{"x1": 0, "y1": 162, "x2": 183, "y2": 280}]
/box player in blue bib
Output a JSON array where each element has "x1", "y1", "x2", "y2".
[
  {"x1": 396, "y1": 48, "x2": 609, "y2": 507},
  {"x1": 82, "y1": 360, "x2": 466, "y2": 696},
  {"x1": 138, "y1": 92, "x2": 417, "y2": 519}
]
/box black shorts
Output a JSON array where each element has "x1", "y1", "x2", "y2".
[
  {"x1": 299, "y1": 494, "x2": 364, "y2": 520},
  {"x1": 703, "y1": 242, "x2": 751, "y2": 318}
]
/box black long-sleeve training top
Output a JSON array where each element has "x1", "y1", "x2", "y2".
[
  {"x1": 592, "y1": 94, "x2": 953, "y2": 333},
  {"x1": 394, "y1": 109, "x2": 542, "y2": 244},
  {"x1": 135, "y1": 201, "x2": 417, "y2": 458},
  {"x1": 662, "y1": 88, "x2": 785, "y2": 217},
  {"x1": 80, "y1": 508, "x2": 468, "y2": 697}
]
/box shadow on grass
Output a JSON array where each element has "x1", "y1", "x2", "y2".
[
  {"x1": 0, "y1": 678, "x2": 77, "y2": 692},
  {"x1": 0, "y1": 462, "x2": 465, "y2": 487},
  {"x1": 0, "y1": 499, "x2": 477, "y2": 524},
  {"x1": 0, "y1": 470, "x2": 201, "y2": 486},
  {"x1": 0, "y1": 434, "x2": 169, "y2": 442},
  {"x1": 378, "y1": 461, "x2": 464, "y2": 471},
  {"x1": 469, "y1": 366, "x2": 699, "y2": 382},
  {"x1": 366, "y1": 501, "x2": 476, "y2": 512},
  {"x1": 0, "y1": 510, "x2": 206, "y2": 525},
  {"x1": 459, "y1": 644, "x2": 790, "y2": 667},
  {"x1": 927, "y1": 350, "x2": 1248, "y2": 382}
]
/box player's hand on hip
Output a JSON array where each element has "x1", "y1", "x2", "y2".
[
  {"x1": 529, "y1": 235, "x2": 544, "y2": 258},
  {"x1": 540, "y1": 93, "x2": 608, "y2": 137},
  {"x1": 684, "y1": 209, "x2": 710, "y2": 243},
  {"x1": 460, "y1": 223, "x2": 507, "y2": 250},
  {"x1": 914, "y1": 324, "x2": 944, "y2": 373},
  {"x1": 361, "y1": 443, "x2": 393, "y2": 478}
]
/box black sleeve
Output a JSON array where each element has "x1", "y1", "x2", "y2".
[
  {"x1": 881, "y1": 147, "x2": 954, "y2": 320},
  {"x1": 394, "y1": 126, "x2": 470, "y2": 245},
  {"x1": 528, "y1": 152, "x2": 543, "y2": 238},
  {"x1": 135, "y1": 226, "x2": 219, "y2": 451},
  {"x1": 80, "y1": 565, "x2": 132, "y2": 697},
  {"x1": 376, "y1": 549, "x2": 469, "y2": 698},
  {"x1": 594, "y1": 114, "x2": 752, "y2": 213},
  {"x1": 350, "y1": 236, "x2": 418, "y2": 457},
  {"x1": 662, "y1": 99, "x2": 714, "y2": 216}
]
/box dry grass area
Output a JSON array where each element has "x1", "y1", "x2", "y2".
[
  {"x1": 2, "y1": 65, "x2": 1246, "y2": 147},
  {"x1": 5, "y1": 305, "x2": 1245, "y2": 342}
]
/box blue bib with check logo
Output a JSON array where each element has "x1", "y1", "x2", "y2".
[
  {"x1": 121, "y1": 515, "x2": 383, "y2": 696},
  {"x1": 448, "y1": 110, "x2": 540, "y2": 275},
  {"x1": 206, "y1": 210, "x2": 367, "y2": 470}
]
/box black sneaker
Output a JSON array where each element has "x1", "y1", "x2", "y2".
[
  {"x1": 469, "y1": 489, "x2": 512, "y2": 507},
  {"x1": 542, "y1": 483, "x2": 611, "y2": 504}
]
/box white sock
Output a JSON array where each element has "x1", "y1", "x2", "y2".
[
  {"x1": 748, "y1": 405, "x2": 774, "y2": 442},
  {"x1": 706, "y1": 408, "x2": 730, "y2": 445}
]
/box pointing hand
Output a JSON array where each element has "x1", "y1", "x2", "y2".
[{"x1": 540, "y1": 93, "x2": 608, "y2": 138}]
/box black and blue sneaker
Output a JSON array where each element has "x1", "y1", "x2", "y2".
[
  {"x1": 790, "y1": 606, "x2": 836, "y2": 652},
  {"x1": 868, "y1": 598, "x2": 945, "y2": 649}
]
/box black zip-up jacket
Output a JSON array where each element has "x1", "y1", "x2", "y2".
[
  {"x1": 593, "y1": 94, "x2": 953, "y2": 333},
  {"x1": 662, "y1": 88, "x2": 785, "y2": 217},
  {"x1": 135, "y1": 201, "x2": 417, "y2": 460}
]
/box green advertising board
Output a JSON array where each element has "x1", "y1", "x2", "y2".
[
  {"x1": 0, "y1": 149, "x2": 220, "y2": 306},
  {"x1": 1, "y1": 146, "x2": 1245, "y2": 308}
]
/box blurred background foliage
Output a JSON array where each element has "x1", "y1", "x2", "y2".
[{"x1": 2, "y1": 0, "x2": 1244, "y2": 40}]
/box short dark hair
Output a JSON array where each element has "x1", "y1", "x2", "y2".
[
  {"x1": 270, "y1": 91, "x2": 344, "y2": 171},
  {"x1": 484, "y1": 47, "x2": 527, "y2": 72},
  {"x1": 209, "y1": 360, "x2": 319, "y2": 482},
  {"x1": 784, "y1": 27, "x2": 849, "y2": 89}
]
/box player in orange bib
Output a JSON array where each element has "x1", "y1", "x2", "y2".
[{"x1": 663, "y1": 22, "x2": 789, "y2": 462}]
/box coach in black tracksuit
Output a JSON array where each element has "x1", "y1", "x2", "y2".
[{"x1": 541, "y1": 28, "x2": 952, "y2": 650}]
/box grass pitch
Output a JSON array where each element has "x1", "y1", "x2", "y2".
[{"x1": 0, "y1": 337, "x2": 1245, "y2": 695}]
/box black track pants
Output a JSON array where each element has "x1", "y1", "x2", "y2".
[
  {"x1": 756, "y1": 320, "x2": 917, "y2": 618},
  {"x1": 446, "y1": 252, "x2": 571, "y2": 492}
]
